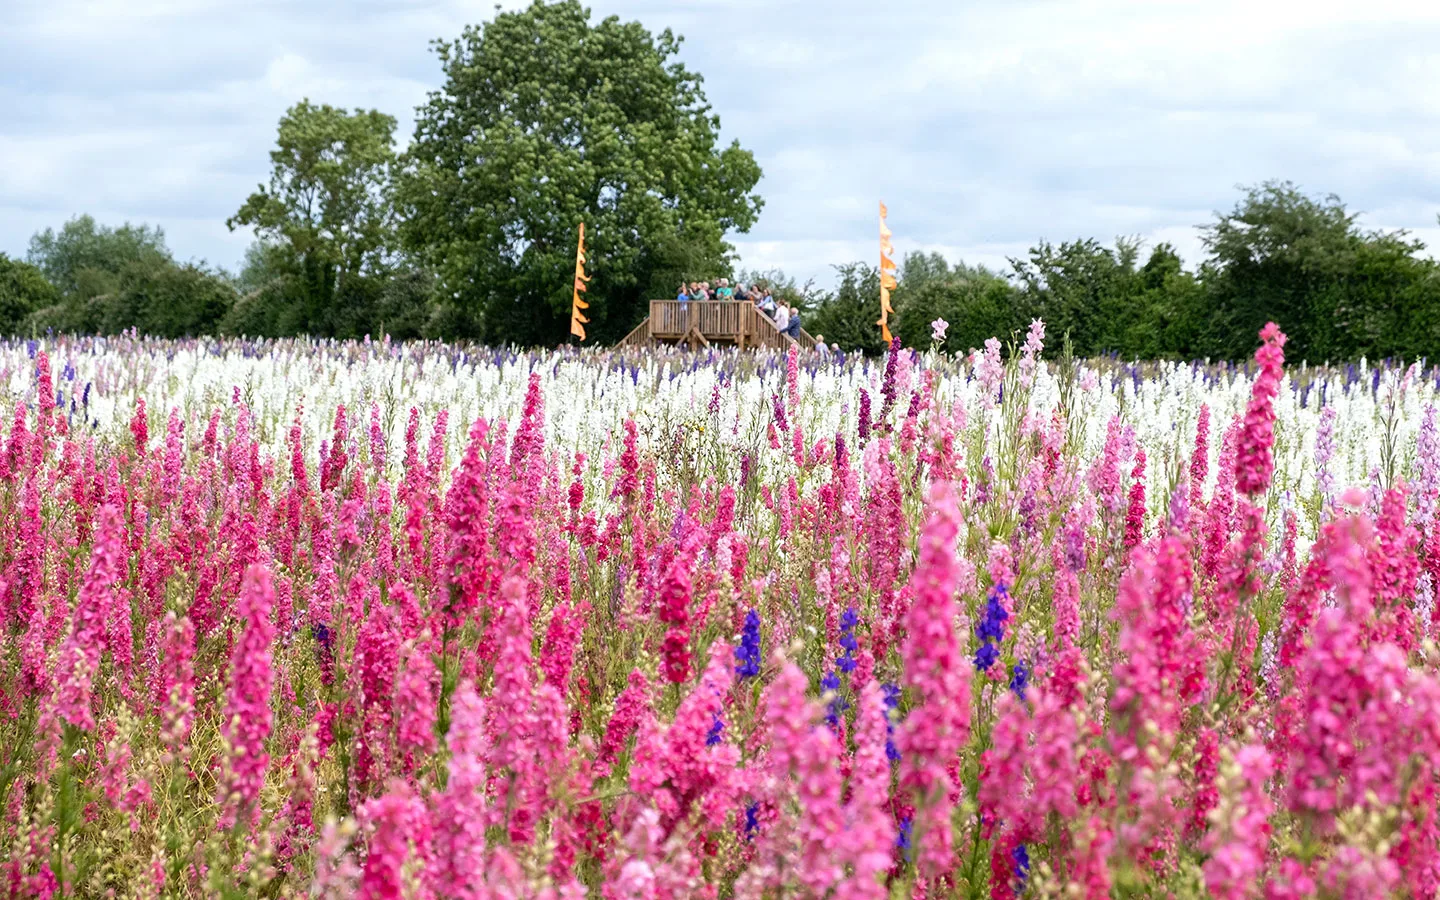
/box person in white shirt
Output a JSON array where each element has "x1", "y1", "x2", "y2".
[{"x1": 773, "y1": 304, "x2": 790, "y2": 333}]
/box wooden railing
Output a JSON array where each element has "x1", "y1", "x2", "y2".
[
  {"x1": 646, "y1": 300, "x2": 816, "y2": 350},
  {"x1": 613, "y1": 300, "x2": 819, "y2": 350}
]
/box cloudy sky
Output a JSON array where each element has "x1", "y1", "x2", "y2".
[{"x1": 5, "y1": 0, "x2": 1440, "y2": 287}]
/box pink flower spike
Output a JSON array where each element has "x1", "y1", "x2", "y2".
[
  {"x1": 897, "y1": 482, "x2": 971, "y2": 878},
  {"x1": 52, "y1": 503, "x2": 126, "y2": 731},
  {"x1": 1235, "y1": 323, "x2": 1287, "y2": 498},
  {"x1": 217, "y1": 564, "x2": 276, "y2": 831}
]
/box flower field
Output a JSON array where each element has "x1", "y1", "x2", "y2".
[{"x1": 1, "y1": 325, "x2": 1439, "y2": 898}]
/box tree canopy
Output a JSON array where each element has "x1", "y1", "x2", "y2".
[
  {"x1": 27, "y1": 215, "x2": 171, "y2": 299},
  {"x1": 1199, "y1": 180, "x2": 1438, "y2": 361},
  {"x1": 398, "y1": 0, "x2": 763, "y2": 345},
  {"x1": 800, "y1": 182, "x2": 1440, "y2": 361},
  {"x1": 228, "y1": 100, "x2": 400, "y2": 333}
]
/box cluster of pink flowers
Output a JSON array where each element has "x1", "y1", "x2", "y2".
[
  {"x1": 3, "y1": 323, "x2": 1440, "y2": 898},
  {"x1": 1017, "y1": 318, "x2": 1045, "y2": 390}
]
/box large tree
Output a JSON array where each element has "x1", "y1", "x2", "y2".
[
  {"x1": 228, "y1": 100, "x2": 399, "y2": 331},
  {"x1": 399, "y1": 0, "x2": 764, "y2": 345}
]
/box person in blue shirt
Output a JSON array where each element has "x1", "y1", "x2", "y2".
[
  {"x1": 783, "y1": 305, "x2": 802, "y2": 339},
  {"x1": 677, "y1": 284, "x2": 690, "y2": 302}
]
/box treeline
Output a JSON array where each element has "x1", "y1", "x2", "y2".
[
  {"x1": 4, "y1": 183, "x2": 1438, "y2": 364},
  {"x1": 0, "y1": 216, "x2": 434, "y2": 342},
  {"x1": 810, "y1": 182, "x2": 1440, "y2": 363}
]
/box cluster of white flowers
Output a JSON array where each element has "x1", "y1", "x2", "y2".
[{"x1": 2, "y1": 335, "x2": 1434, "y2": 544}]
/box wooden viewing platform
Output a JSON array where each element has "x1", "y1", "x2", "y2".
[{"x1": 618, "y1": 300, "x2": 817, "y2": 351}]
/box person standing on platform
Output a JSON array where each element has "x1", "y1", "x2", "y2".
[
  {"x1": 783, "y1": 305, "x2": 802, "y2": 340},
  {"x1": 773, "y1": 303, "x2": 790, "y2": 334},
  {"x1": 678, "y1": 282, "x2": 692, "y2": 332}
]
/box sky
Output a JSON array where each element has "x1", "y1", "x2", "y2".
[{"x1": 6, "y1": 0, "x2": 1440, "y2": 289}]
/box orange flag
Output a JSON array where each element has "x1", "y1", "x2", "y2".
[
  {"x1": 570, "y1": 222, "x2": 590, "y2": 341},
  {"x1": 877, "y1": 202, "x2": 897, "y2": 343}
]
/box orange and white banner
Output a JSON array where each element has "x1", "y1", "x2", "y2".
[
  {"x1": 570, "y1": 222, "x2": 590, "y2": 341},
  {"x1": 877, "y1": 202, "x2": 897, "y2": 343}
]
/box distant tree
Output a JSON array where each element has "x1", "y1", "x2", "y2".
[
  {"x1": 808, "y1": 263, "x2": 888, "y2": 353},
  {"x1": 1120, "y1": 243, "x2": 1206, "y2": 359},
  {"x1": 893, "y1": 261, "x2": 1021, "y2": 352},
  {"x1": 1201, "y1": 182, "x2": 1356, "y2": 361},
  {"x1": 98, "y1": 261, "x2": 237, "y2": 337},
  {"x1": 234, "y1": 240, "x2": 292, "y2": 295},
  {"x1": 26, "y1": 215, "x2": 171, "y2": 298},
  {"x1": 1199, "y1": 180, "x2": 1440, "y2": 362},
  {"x1": 0, "y1": 253, "x2": 60, "y2": 334},
  {"x1": 735, "y1": 267, "x2": 820, "y2": 314},
  {"x1": 228, "y1": 100, "x2": 399, "y2": 331},
  {"x1": 1010, "y1": 237, "x2": 1146, "y2": 356},
  {"x1": 898, "y1": 251, "x2": 954, "y2": 292},
  {"x1": 399, "y1": 0, "x2": 764, "y2": 345}
]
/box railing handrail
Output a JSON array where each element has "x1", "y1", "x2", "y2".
[
  {"x1": 633, "y1": 298, "x2": 823, "y2": 347},
  {"x1": 646, "y1": 299, "x2": 815, "y2": 350}
]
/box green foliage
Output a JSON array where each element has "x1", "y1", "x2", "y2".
[
  {"x1": 0, "y1": 254, "x2": 59, "y2": 334},
  {"x1": 1009, "y1": 237, "x2": 1145, "y2": 354},
  {"x1": 824, "y1": 182, "x2": 1440, "y2": 364},
  {"x1": 21, "y1": 217, "x2": 238, "y2": 337},
  {"x1": 892, "y1": 255, "x2": 1021, "y2": 351},
  {"x1": 807, "y1": 263, "x2": 888, "y2": 353},
  {"x1": 26, "y1": 215, "x2": 171, "y2": 298},
  {"x1": 104, "y1": 261, "x2": 237, "y2": 337},
  {"x1": 735, "y1": 267, "x2": 820, "y2": 313},
  {"x1": 398, "y1": 0, "x2": 763, "y2": 345},
  {"x1": 228, "y1": 101, "x2": 400, "y2": 333},
  {"x1": 222, "y1": 257, "x2": 436, "y2": 341},
  {"x1": 228, "y1": 100, "x2": 397, "y2": 279},
  {"x1": 28, "y1": 257, "x2": 237, "y2": 338},
  {"x1": 1121, "y1": 244, "x2": 1207, "y2": 359},
  {"x1": 1201, "y1": 181, "x2": 1440, "y2": 362}
]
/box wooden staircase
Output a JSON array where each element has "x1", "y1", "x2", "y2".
[{"x1": 617, "y1": 300, "x2": 817, "y2": 351}]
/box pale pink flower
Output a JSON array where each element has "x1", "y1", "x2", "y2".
[
  {"x1": 976, "y1": 337, "x2": 1004, "y2": 408},
  {"x1": 1018, "y1": 318, "x2": 1045, "y2": 389}
]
